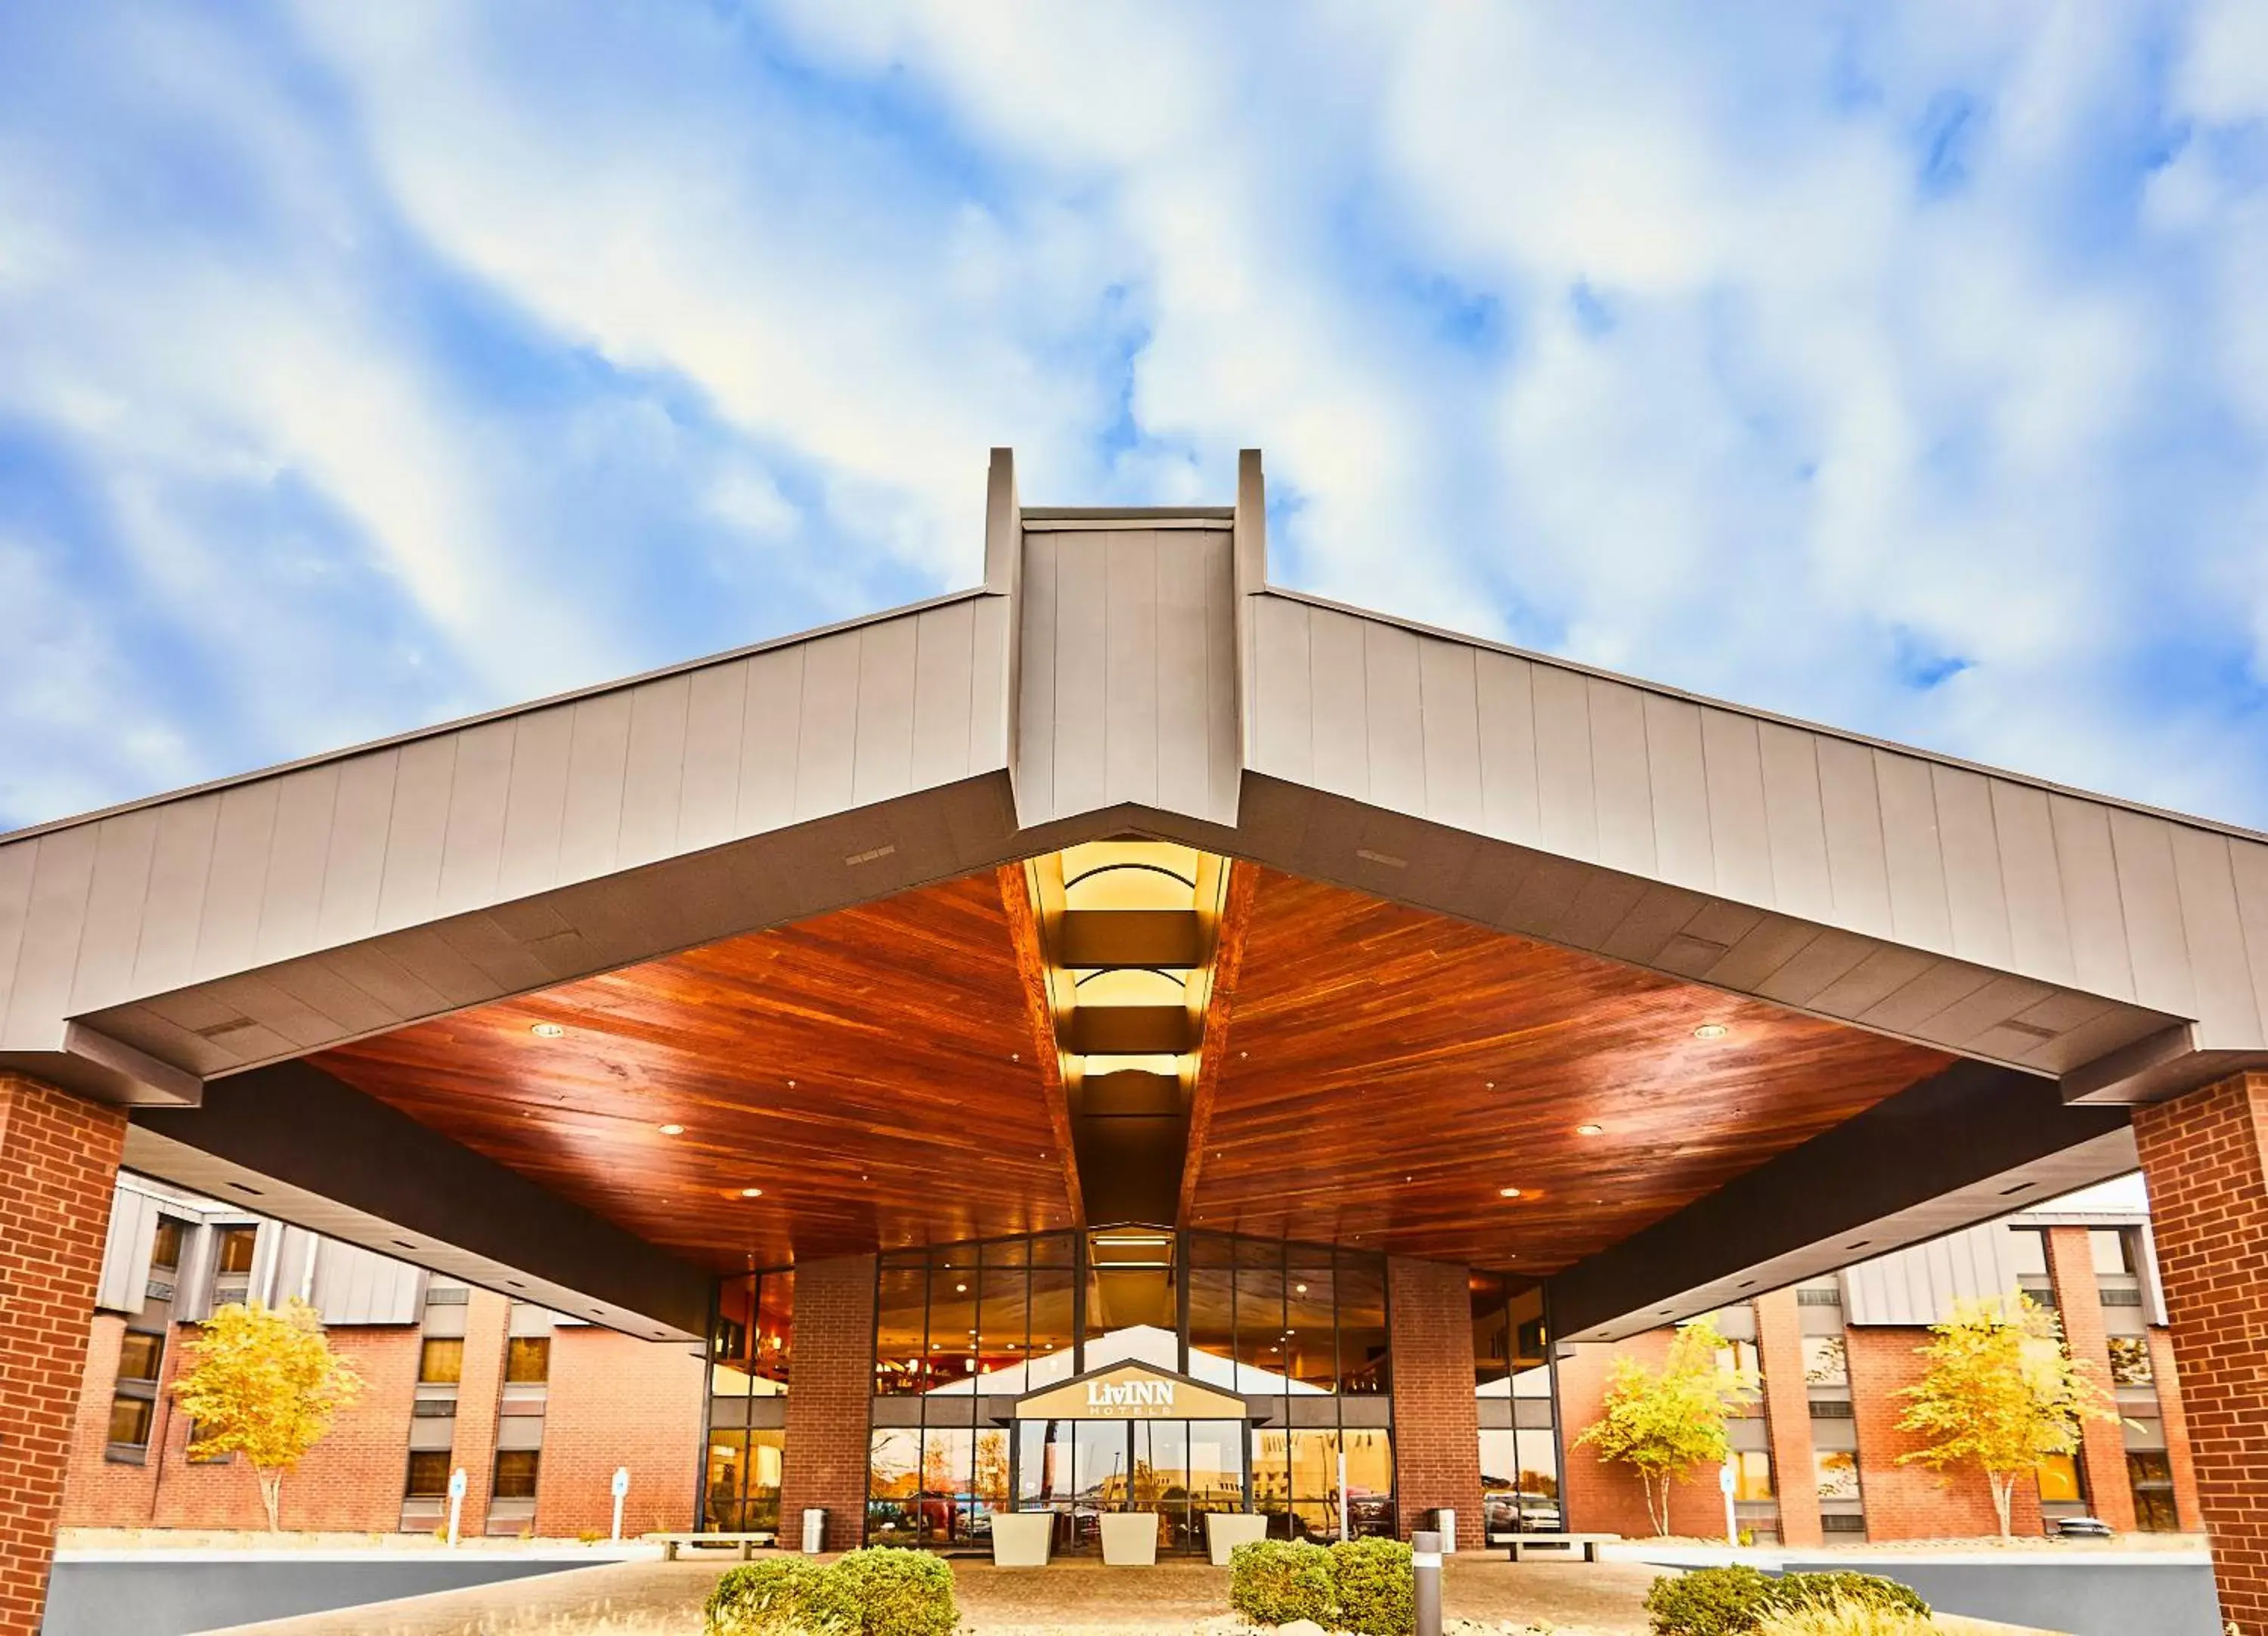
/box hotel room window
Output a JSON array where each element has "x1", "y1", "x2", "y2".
[
  {"x1": 505, "y1": 1337, "x2": 550, "y2": 1384},
  {"x1": 493, "y1": 1449, "x2": 541, "y2": 1501}
]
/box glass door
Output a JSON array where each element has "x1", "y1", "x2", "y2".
[{"x1": 1015, "y1": 1417, "x2": 1250, "y2": 1554}]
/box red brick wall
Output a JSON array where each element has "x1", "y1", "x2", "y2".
[
  {"x1": 1845, "y1": 1326, "x2": 2042, "y2": 1539},
  {"x1": 1385, "y1": 1258, "x2": 1482, "y2": 1550},
  {"x1": 59, "y1": 1315, "x2": 160, "y2": 1526},
  {"x1": 1558, "y1": 1334, "x2": 1730, "y2": 1538},
  {"x1": 2134, "y1": 1071, "x2": 2268, "y2": 1633},
  {"x1": 779, "y1": 1255, "x2": 874, "y2": 1551},
  {"x1": 445, "y1": 1291, "x2": 513, "y2": 1535},
  {"x1": 1754, "y1": 1291, "x2": 1822, "y2": 1547},
  {"x1": 535, "y1": 1328, "x2": 704, "y2": 1538},
  {"x1": 0, "y1": 1075, "x2": 125, "y2": 1636},
  {"x1": 2146, "y1": 1325, "x2": 2204, "y2": 1534},
  {"x1": 2043, "y1": 1225, "x2": 2135, "y2": 1529}
]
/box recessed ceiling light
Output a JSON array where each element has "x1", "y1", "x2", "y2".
[
  {"x1": 1575, "y1": 1123, "x2": 1604, "y2": 1136},
  {"x1": 658, "y1": 1123, "x2": 685, "y2": 1136},
  {"x1": 530, "y1": 1022, "x2": 565, "y2": 1038},
  {"x1": 956, "y1": 1283, "x2": 968, "y2": 1294},
  {"x1": 740, "y1": 1187, "x2": 763, "y2": 1198},
  {"x1": 1499, "y1": 1186, "x2": 1523, "y2": 1199},
  {"x1": 1693, "y1": 1023, "x2": 1730, "y2": 1040},
  {"x1": 1294, "y1": 1283, "x2": 1308, "y2": 1295}
]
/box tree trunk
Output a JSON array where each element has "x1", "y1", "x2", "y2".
[
  {"x1": 1646, "y1": 1473, "x2": 1670, "y2": 1536},
  {"x1": 1989, "y1": 1472, "x2": 2013, "y2": 1538},
  {"x1": 258, "y1": 1469, "x2": 284, "y2": 1532}
]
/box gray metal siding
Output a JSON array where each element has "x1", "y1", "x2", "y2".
[
  {"x1": 94, "y1": 1186, "x2": 163, "y2": 1315},
  {"x1": 1239, "y1": 589, "x2": 2243, "y2": 1074},
  {"x1": 1841, "y1": 1221, "x2": 2025, "y2": 1326},
  {"x1": 1013, "y1": 527, "x2": 1238, "y2": 830},
  {"x1": 309, "y1": 1241, "x2": 426, "y2": 1326},
  {"x1": 10, "y1": 592, "x2": 1014, "y2": 1074}
]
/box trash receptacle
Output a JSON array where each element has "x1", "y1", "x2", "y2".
[
  {"x1": 801, "y1": 1508, "x2": 826, "y2": 1554},
  {"x1": 1429, "y1": 1508, "x2": 1457, "y2": 1554}
]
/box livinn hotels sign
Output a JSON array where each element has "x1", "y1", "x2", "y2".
[
  {"x1": 1089, "y1": 1377, "x2": 1173, "y2": 1410},
  {"x1": 1015, "y1": 1362, "x2": 1246, "y2": 1421}
]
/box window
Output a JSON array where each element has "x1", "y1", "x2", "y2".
[
  {"x1": 106, "y1": 1395, "x2": 153, "y2": 1448},
  {"x1": 1814, "y1": 1450, "x2": 1861, "y2": 1501},
  {"x1": 405, "y1": 1450, "x2": 451, "y2": 1498},
  {"x1": 705, "y1": 1429, "x2": 786, "y2": 1534},
  {"x1": 505, "y1": 1337, "x2": 550, "y2": 1383},
  {"x1": 2128, "y1": 1452, "x2": 2177, "y2": 1532},
  {"x1": 2090, "y1": 1229, "x2": 2135, "y2": 1278},
  {"x1": 1802, "y1": 1335, "x2": 1848, "y2": 1387},
  {"x1": 1729, "y1": 1449, "x2": 1774, "y2": 1502},
  {"x1": 1718, "y1": 1340, "x2": 1761, "y2": 1380},
  {"x1": 150, "y1": 1217, "x2": 184, "y2": 1272},
  {"x1": 493, "y1": 1449, "x2": 540, "y2": 1500},
  {"x1": 2008, "y1": 1228, "x2": 2050, "y2": 1278},
  {"x1": 2108, "y1": 1335, "x2": 2154, "y2": 1387},
  {"x1": 2036, "y1": 1452, "x2": 2084, "y2": 1503},
  {"x1": 419, "y1": 1337, "x2": 465, "y2": 1384},
  {"x1": 184, "y1": 1419, "x2": 230, "y2": 1463},
  {"x1": 116, "y1": 1331, "x2": 164, "y2": 1383},
  {"x1": 214, "y1": 1226, "x2": 258, "y2": 1276}
]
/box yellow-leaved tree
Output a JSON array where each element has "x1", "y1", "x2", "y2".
[
  {"x1": 170, "y1": 1298, "x2": 363, "y2": 1531},
  {"x1": 1576, "y1": 1316, "x2": 1755, "y2": 1535},
  {"x1": 1895, "y1": 1292, "x2": 2117, "y2": 1536}
]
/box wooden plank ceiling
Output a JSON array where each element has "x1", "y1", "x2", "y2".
[
  {"x1": 1182, "y1": 866, "x2": 1953, "y2": 1274},
  {"x1": 315, "y1": 871, "x2": 1079, "y2": 1272},
  {"x1": 316, "y1": 861, "x2": 1951, "y2": 1277}
]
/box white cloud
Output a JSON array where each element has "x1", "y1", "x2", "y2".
[{"x1": 7, "y1": 0, "x2": 2268, "y2": 837}]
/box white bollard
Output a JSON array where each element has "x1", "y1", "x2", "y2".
[
  {"x1": 612, "y1": 1466, "x2": 630, "y2": 1543},
  {"x1": 447, "y1": 1467, "x2": 467, "y2": 1548},
  {"x1": 1412, "y1": 1529, "x2": 1443, "y2": 1636}
]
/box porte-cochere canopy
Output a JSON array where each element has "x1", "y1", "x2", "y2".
[{"x1": 4, "y1": 450, "x2": 2263, "y2": 1344}]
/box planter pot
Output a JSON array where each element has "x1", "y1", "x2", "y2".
[
  {"x1": 1099, "y1": 1511, "x2": 1160, "y2": 1566},
  {"x1": 989, "y1": 1510, "x2": 1054, "y2": 1568},
  {"x1": 1204, "y1": 1511, "x2": 1269, "y2": 1566}
]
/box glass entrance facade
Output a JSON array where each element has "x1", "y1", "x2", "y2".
[{"x1": 866, "y1": 1224, "x2": 1396, "y2": 1551}]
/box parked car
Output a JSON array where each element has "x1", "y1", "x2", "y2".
[{"x1": 2049, "y1": 1515, "x2": 2116, "y2": 1539}]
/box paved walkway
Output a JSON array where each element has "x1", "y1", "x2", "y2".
[{"x1": 216, "y1": 1554, "x2": 1669, "y2": 1634}]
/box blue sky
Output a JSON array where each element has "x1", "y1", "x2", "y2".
[{"x1": 6, "y1": 4, "x2": 2268, "y2": 832}]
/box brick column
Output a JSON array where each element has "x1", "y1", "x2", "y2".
[
  {"x1": 447, "y1": 1289, "x2": 513, "y2": 1536},
  {"x1": 2146, "y1": 1327, "x2": 2206, "y2": 1534},
  {"x1": 0, "y1": 1074, "x2": 126, "y2": 1636},
  {"x1": 779, "y1": 1254, "x2": 874, "y2": 1551},
  {"x1": 2133, "y1": 1072, "x2": 2268, "y2": 1633},
  {"x1": 1753, "y1": 1290, "x2": 1822, "y2": 1547},
  {"x1": 1386, "y1": 1257, "x2": 1481, "y2": 1550},
  {"x1": 2042, "y1": 1225, "x2": 2136, "y2": 1530}
]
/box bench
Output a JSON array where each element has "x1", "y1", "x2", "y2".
[
  {"x1": 646, "y1": 1532, "x2": 777, "y2": 1561},
  {"x1": 1503, "y1": 1532, "x2": 1617, "y2": 1563}
]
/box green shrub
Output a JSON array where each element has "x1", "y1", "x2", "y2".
[
  {"x1": 1647, "y1": 1565, "x2": 1780, "y2": 1636},
  {"x1": 1229, "y1": 1538, "x2": 1334, "y2": 1628},
  {"x1": 705, "y1": 1557, "x2": 820, "y2": 1636},
  {"x1": 1328, "y1": 1536, "x2": 1415, "y2": 1636},
  {"x1": 1644, "y1": 1566, "x2": 1932, "y2": 1636},
  {"x1": 798, "y1": 1547, "x2": 959, "y2": 1636},
  {"x1": 1774, "y1": 1572, "x2": 1929, "y2": 1622}
]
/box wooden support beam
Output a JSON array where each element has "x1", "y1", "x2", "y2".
[
  {"x1": 997, "y1": 864, "x2": 1085, "y2": 1227},
  {"x1": 1179, "y1": 861, "x2": 1258, "y2": 1227}
]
